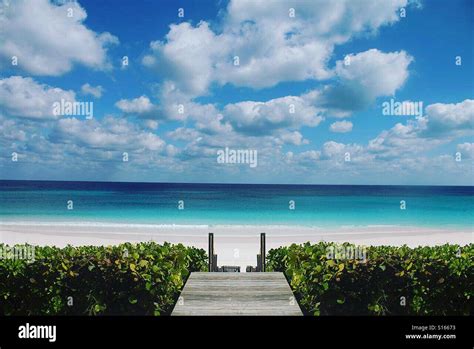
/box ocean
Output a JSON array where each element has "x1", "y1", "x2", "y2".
[{"x1": 0, "y1": 180, "x2": 473, "y2": 229}]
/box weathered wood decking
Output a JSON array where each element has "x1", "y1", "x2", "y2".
[{"x1": 171, "y1": 272, "x2": 302, "y2": 316}]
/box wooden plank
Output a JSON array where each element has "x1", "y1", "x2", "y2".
[{"x1": 171, "y1": 272, "x2": 303, "y2": 316}]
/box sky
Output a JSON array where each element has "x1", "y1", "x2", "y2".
[{"x1": 0, "y1": 0, "x2": 473, "y2": 185}]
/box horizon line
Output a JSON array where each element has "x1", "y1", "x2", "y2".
[{"x1": 0, "y1": 178, "x2": 473, "y2": 188}]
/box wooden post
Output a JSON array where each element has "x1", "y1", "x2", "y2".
[
  {"x1": 208, "y1": 233, "x2": 214, "y2": 272},
  {"x1": 260, "y1": 233, "x2": 266, "y2": 272}
]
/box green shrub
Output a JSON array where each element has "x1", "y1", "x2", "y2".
[
  {"x1": 0, "y1": 242, "x2": 207, "y2": 315},
  {"x1": 267, "y1": 242, "x2": 473, "y2": 315}
]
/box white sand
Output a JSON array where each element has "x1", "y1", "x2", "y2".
[{"x1": 1, "y1": 222, "x2": 472, "y2": 271}]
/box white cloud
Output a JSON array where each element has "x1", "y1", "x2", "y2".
[
  {"x1": 319, "y1": 49, "x2": 413, "y2": 114},
  {"x1": 368, "y1": 100, "x2": 474, "y2": 159},
  {"x1": 81, "y1": 83, "x2": 104, "y2": 98},
  {"x1": 0, "y1": 116, "x2": 27, "y2": 143},
  {"x1": 368, "y1": 119, "x2": 439, "y2": 159},
  {"x1": 285, "y1": 150, "x2": 321, "y2": 166},
  {"x1": 156, "y1": 82, "x2": 233, "y2": 131},
  {"x1": 321, "y1": 141, "x2": 364, "y2": 160},
  {"x1": 142, "y1": 22, "x2": 228, "y2": 96},
  {"x1": 223, "y1": 94, "x2": 323, "y2": 135},
  {"x1": 145, "y1": 48, "x2": 413, "y2": 135},
  {"x1": 144, "y1": 120, "x2": 159, "y2": 130},
  {"x1": 423, "y1": 99, "x2": 474, "y2": 136},
  {"x1": 456, "y1": 143, "x2": 473, "y2": 159},
  {"x1": 115, "y1": 90, "x2": 210, "y2": 124},
  {"x1": 278, "y1": 131, "x2": 308, "y2": 146},
  {"x1": 0, "y1": 0, "x2": 118, "y2": 76},
  {"x1": 115, "y1": 96, "x2": 156, "y2": 115},
  {"x1": 195, "y1": 49, "x2": 412, "y2": 136},
  {"x1": 284, "y1": 140, "x2": 370, "y2": 175},
  {"x1": 226, "y1": 0, "x2": 407, "y2": 37},
  {"x1": 335, "y1": 49, "x2": 412, "y2": 97},
  {"x1": 330, "y1": 120, "x2": 353, "y2": 133},
  {"x1": 138, "y1": 0, "x2": 415, "y2": 140},
  {"x1": 142, "y1": 0, "x2": 410, "y2": 97},
  {"x1": 50, "y1": 116, "x2": 166, "y2": 151},
  {"x1": 0, "y1": 76, "x2": 76, "y2": 119}
]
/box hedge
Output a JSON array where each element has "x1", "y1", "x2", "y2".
[
  {"x1": 267, "y1": 242, "x2": 473, "y2": 315},
  {"x1": 0, "y1": 242, "x2": 207, "y2": 315}
]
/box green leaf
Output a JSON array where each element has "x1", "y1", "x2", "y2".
[{"x1": 129, "y1": 297, "x2": 138, "y2": 304}]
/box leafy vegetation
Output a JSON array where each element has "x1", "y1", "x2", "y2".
[
  {"x1": 0, "y1": 242, "x2": 207, "y2": 315},
  {"x1": 267, "y1": 242, "x2": 473, "y2": 315}
]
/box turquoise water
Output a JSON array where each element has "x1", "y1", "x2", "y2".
[{"x1": 0, "y1": 180, "x2": 473, "y2": 229}]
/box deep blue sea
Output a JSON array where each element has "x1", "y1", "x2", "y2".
[{"x1": 0, "y1": 180, "x2": 473, "y2": 229}]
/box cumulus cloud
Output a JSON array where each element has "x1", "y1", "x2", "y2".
[
  {"x1": 3, "y1": 0, "x2": 469, "y2": 185},
  {"x1": 142, "y1": 0, "x2": 410, "y2": 96},
  {"x1": 144, "y1": 120, "x2": 159, "y2": 130},
  {"x1": 422, "y1": 99, "x2": 474, "y2": 137},
  {"x1": 284, "y1": 100, "x2": 473, "y2": 179},
  {"x1": 223, "y1": 94, "x2": 323, "y2": 136},
  {"x1": 0, "y1": 0, "x2": 118, "y2": 76},
  {"x1": 456, "y1": 143, "x2": 473, "y2": 159},
  {"x1": 285, "y1": 150, "x2": 321, "y2": 166},
  {"x1": 50, "y1": 116, "x2": 166, "y2": 151},
  {"x1": 142, "y1": 22, "x2": 228, "y2": 96},
  {"x1": 319, "y1": 49, "x2": 413, "y2": 115},
  {"x1": 166, "y1": 117, "x2": 302, "y2": 170},
  {"x1": 330, "y1": 120, "x2": 353, "y2": 133},
  {"x1": 0, "y1": 76, "x2": 76, "y2": 119},
  {"x1": 278, "y1": 131, "x2": 308, "y2": 146},
  {"x1": 165, "y1": 49, "x2": 410, "y2": 136},
  {"x1": 138, "y1": 0, "x2": 414, "y2": 138},
  {"x1": 368, "y1": 119, "x2": 439, "y2": 159},
  {"x1": 226, "y1": 0, "x2": 407, "y2": 37},
  {"x1": 285, "y1": 140, "x2": 370, "y2": 176},
  {"x1": 115, "y1": 96, "x2": 156, "y2": 115},
  {"x1": 0, "y1": 116, "x2": 27, "y2": 143},
  {"x1": 368, "y1": 100, "x2": 474, "y2": 159},
  {"x1": 81, "y1": 83, "x2": 104, "y2": 98},
  {"x1": 115, "y1": 90, "x2": 210, "y2": 124},
  {"x1": 321, "y1": 141, "x2": 364, "y2": 160},
  {"x1": 144, "y1": 47, "x2": 413, "y2": 136},
  {"x1": 0, "y1": 111, "x2": 181, "y2": 182},
  {"x1": 335, "y1": 49, "x2": 412, "y2": 96}
]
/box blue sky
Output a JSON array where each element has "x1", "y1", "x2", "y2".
[{"x1": 0, "y1": 0, "x2": 473, "y2": 185}]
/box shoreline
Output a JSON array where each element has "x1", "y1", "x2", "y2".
[{"x1": 1, "y1": 222, "x2": 472, "y2": 270}]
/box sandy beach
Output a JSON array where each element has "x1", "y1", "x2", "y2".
[{"x1": 1, "y1": 222, "x2": 472, "y2": 270}]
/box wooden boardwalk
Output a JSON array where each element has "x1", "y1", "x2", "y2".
[{"x1": 171, "y1": 272, "x2": 302, "y2": 316}]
